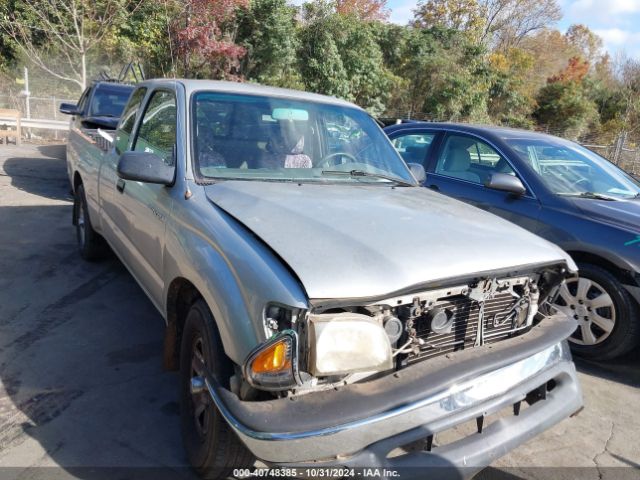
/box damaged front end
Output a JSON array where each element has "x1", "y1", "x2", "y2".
[{"x1": 238, "y1": 262, "x2": 570, "y2": 398}]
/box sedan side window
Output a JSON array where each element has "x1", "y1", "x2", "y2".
[
  {"x1": 391, "y1": 133, "x2": 435, "y2": 165},
  {"x1": 435, "y1": 134, "x2": 515, "y2": 185},
  {"x1": 115, "y1": 87, "x2": 147, "y2": 155},
  {"x1": 133, "y1": 90, "x2": 177, "y2": 166}
]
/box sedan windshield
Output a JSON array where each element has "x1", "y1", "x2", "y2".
[
  {"x1": 192, "y1": 92, "x2": 415, "y2": 185},
  {"x1": 506, "y1": 137, "x2": 640, "y2": 200}
]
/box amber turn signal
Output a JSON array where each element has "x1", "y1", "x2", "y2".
[
  {"x1": 251, "y1": 340, "x2": 291, "y2": 374},
  {"x1": 244, "y1": 331, "x2": 299, "y2": 391}
]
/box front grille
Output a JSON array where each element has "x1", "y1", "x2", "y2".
[{"x1": 403, "y1": 292, "x2": 525, "y2": 365}]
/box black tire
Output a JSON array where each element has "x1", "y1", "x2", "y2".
[
  {"x1": 180, "y1": 299, "x2": 254, "y2": 479},
  {"x1": 73, "y1": 183, "x2": 104, "y2": 261},
  {"x1": 566, "y1": 263, "x2": 640, "y2": 360}
]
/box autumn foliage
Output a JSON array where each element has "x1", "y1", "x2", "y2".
[
  {"x1": 173, "y1": 0, "x2": 249, "y2": 79},
  {"x1": 548, "y1": 56, "x2": 590, "y2": 84},
  {"x1": 335, "y1": 0, "x2": 389, "y2": 21}
]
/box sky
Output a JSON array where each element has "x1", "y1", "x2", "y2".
[{"x1": 385, "y1": 0, "x2": 640, "y2": 59}]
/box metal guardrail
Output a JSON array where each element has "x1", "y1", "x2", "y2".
[{"x1": 0, "y1": 117, "x2": 69, "y2": 131}]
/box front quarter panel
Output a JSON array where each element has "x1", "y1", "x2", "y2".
[
  {"x1": 538, "y1": 199, "x2": 640, "y2": 274},
  {"x1": 163, "y1": 183, "x2": 309, "y2": 365}
]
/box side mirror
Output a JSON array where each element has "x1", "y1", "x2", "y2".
[
  {"x1": 59, "y1": 103, "x2": 79, "y2": 115},
  {"x1": 117, "y1": 151, "x2": 175, "y2": 185},
  {"x1": 485, "y1": 173, "x2": 526, "y2": 196},
  {"x1": 408, "y1": 163, "x2": 427, "y2": 185}
]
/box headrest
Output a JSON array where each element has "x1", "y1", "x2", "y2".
[{"x1": 447, "y1": 146, "x2": 471, "y2": 171}]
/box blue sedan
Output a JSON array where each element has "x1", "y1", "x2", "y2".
[{"x1": 385, "y1": 122, "x2": 640, "y2": 359}]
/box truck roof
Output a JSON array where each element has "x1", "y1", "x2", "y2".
[{"x1": 138, "y1": 78, "x2": 362, "y2": 110}]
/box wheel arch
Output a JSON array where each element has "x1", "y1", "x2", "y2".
[
  {"x1": 566, "y1": 250, "x2": 637, "y2": 286},
  {"x1": 73, "y1": 171, "x2": 83, "y2": 192},
  {"x1": 164, "y1": 277, "x2": 203, "y2": 371}
]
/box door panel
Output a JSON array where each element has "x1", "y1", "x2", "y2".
[
  {"x1": 427, "y1": 133, "x2": 543, "y2": 233},
  {"x1": 100, "y1": 87, "x2": 148, "y2": 260},
  {"x1": 121, "y1": 90, "x2": 177, "y2": 305}
]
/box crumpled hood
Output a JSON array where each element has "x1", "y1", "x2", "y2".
[
  {"x1": 205, "y1": 181, "x2": 574, "y2": 300},
  {"x1": 570, "y1": 197, "x2": 640, "y2": 233}
]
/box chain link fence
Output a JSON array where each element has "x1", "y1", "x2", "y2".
[{"x1": 0, "y1": 94, "x2": 73, "y2": 141}]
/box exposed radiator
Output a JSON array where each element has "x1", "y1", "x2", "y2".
[{"x1": 402, "y1": 292, "x2": 527, "y2": 365}]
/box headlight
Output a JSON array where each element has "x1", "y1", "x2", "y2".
[
  {"x1": 243, "y1": 331, "x2": 301, "y2": 390},
  {"x1": 308, "y1": 313, "x2": 393, "y2": 376}
]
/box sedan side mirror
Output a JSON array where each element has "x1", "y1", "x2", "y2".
[
  {"x1": 485, "y1": 173, "x2": 526, "y2": 196},
  {"x1": 117, "y1": 151, "x2": 175, "y2": 185},
  {"x1": 59, "y1": 103, "x2": 79, "y2": 115},
  {"x1": 408, "y1": 163, "x2": 427, "y2": 185}
]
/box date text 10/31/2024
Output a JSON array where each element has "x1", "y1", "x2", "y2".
[{"x1": 233, "y1": 468, "x2": 401, "y2": 477}]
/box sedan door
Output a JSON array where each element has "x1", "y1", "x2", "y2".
[{"x1": 392, "y1": 129, "x2": 543, "y2": 233}]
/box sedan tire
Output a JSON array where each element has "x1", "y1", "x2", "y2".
[
  {"x1": 555, "y1": 263, "x2": 640, "y2": 360},
  {"x1": 180, "y1": 299, "x2": 254, "y2": 478}
]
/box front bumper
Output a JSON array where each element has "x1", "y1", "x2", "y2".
[{"x1": 205, "y1": 314, "x2": 582, "y2": 476}]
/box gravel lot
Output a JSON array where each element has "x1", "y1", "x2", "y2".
[{"x1": 0, "y1": 143, "x2": 638, "y2": 480}]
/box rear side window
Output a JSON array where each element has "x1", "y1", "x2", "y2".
[
  {"x1": 391, "y1": 132, "x2": 436, "y2": 165},
  {"x1": 133, "y1": 90, "x2": 177, "y2": 166},
  {"x1": 115, "y1": 87, "x2": 147, "y2": 154}
]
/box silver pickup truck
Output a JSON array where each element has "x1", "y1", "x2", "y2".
[{"x1": 64, "y1": 79, "x2": 583, "y2": 478}]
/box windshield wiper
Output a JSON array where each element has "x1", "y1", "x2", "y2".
[
  {"x1": 322, "y1": 169, "x2": 415, "y2": 187},
  {"x1": 559, "y1": 191, "x2": 618, "y2": 201}
]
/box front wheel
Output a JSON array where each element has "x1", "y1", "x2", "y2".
[
  {"x1": 554, "y1": 263, "x2": 640, "y2": 360},
  {"x1": 180, "y1": 299, "x2": 254, "y2": 478}
]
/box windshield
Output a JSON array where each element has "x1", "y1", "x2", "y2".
[
  {"x1": 90, "y1": 85, "x2": 134, "y2": 117},
  {"x1": 192, "y1": 92, "x2": 415, "y2": 185},
  {"x1": 506, "y1": 137, "x2": 640, "y2": 200}
]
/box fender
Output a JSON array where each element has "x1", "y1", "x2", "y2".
[{"x1": 162, "y1": 184, "x2": 308, "y2": 365}]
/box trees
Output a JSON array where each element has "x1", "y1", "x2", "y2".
[
  {"x1": 335, "y1": 0, "x2": 389, "y2": 21},
  {"x1": 172, "y1": 0, "x2": 248, "y2": 79},
  {"x1": 0, "y1": 0, "x2": 141, "y2": 91},
  {"x1": 297, "y1": 2, "x2": 391, "y2": 114},
  {"x1": 237, "y1": 0, "x2": 301, "y2": 88},
  {"x1": 382, "y1": 26, "x2": 491, "y2": 121},
  {"x1": 487, "y1": 48, "x2": 536, "y2": 126},
  {"x1": 480, "y1": 0, "x2": 561, "y2": 50},
  {"x1": 413, "y1": 0, "x2": 485, "y2": 40},
  {"x1": 534, "y1": 57, "x2": 599, "y2": 139},
  {"x1": 565, "y1": 24, "x2": 603, "y2": 64}
]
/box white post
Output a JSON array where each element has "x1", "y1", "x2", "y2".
[
  {"x1": 24, "y1": 67, "x2": 30, "y2": 119},
  {"x1": 53, "y1": 96, "x2": 58, "y2": 141},
  {"x1": 24, "y1": 67, "x2": 31, "y2": 139}
]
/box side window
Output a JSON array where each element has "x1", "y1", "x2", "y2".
[
  {"x1": 77, "y1": 87, "x2": 92, "y2": 114},
  {"x1": 435, "y1": 134, "x2": 515, "y2": 185},
  {"x1": 115, "y1": 87, "x2": 147, "y2": 154},
  {"x1": 133, "y1": 90, "x2": 177, "y2": 165},
  {"x1": 391, "y1": 133, "x2": 436, "y2": 165}
]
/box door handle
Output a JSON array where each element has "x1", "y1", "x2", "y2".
[{"x1": 116, "y1": 178, "x2": 126, "y2": 193}]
